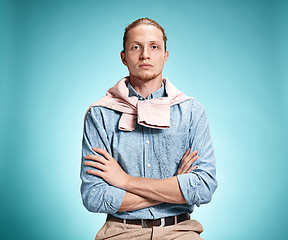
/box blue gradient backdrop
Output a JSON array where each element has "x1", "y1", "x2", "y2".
[{"x1": 1, "y1": 0, "x2": 287, "y2": 239}]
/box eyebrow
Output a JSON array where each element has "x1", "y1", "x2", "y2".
[{"x1": 128, "y1": 41, "x2": 162, "y2": 45}]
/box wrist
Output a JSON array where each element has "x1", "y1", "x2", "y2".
[{"x1": 124, "y1": 174, "x2": 134, "y2": 191}]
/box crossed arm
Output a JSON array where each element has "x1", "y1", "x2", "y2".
[{"x1": 84, "y1": 147, "x2": 199, "y2": 212}]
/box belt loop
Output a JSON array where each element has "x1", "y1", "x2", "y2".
[
  {"x1": 141, "y1": 219, "x2": 148, "y2": 228},
  {"x1": 159, "y1": 217, "x2": 165, "y2": 227},
  {"x1": 175, "y1": 215, "x2": 177, "y2": 224},
  {"x1": 123, "y1": 219, "x2": 126, "y2": 224}
]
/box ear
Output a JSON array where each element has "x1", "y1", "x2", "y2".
[
  {"x1": 164, "y1": 50, "x2": 169, "y2": 65},
  {"x1": 121, "y1": 51, "x2": 127, "y2": 66}
]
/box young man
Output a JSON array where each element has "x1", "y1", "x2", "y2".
[{"x1": 81, "y1": 18, "x2": 217, "y2": 240}]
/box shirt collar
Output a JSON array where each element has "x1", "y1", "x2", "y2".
[{"x1": 127, "y1": 80, "x2": 167, "y2": 101}]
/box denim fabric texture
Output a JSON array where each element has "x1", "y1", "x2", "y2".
[{"x1": 80, "y1": 79, "x2": 217, "y2": 220}]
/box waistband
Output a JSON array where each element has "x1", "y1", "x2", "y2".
[{"x1": 106, "y1": 213, "x2": 190, "y2": 228}]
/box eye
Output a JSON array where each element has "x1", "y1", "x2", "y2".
[
  {"x1": 132, "y1": 45, "x2": 140, "y2": 50},
  {"x1": 152, "y1": 45, "x2": 158, "y2": 49}
]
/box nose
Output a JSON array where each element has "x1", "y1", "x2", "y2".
[{"x1": 140, "y1": 47, "x2": 150, "y2": 60}]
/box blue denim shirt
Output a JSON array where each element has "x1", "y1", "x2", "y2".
[{"x1": 80, "y1": 80, "x2": 217, "y2": 220}]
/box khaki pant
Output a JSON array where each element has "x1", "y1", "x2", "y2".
[{"x1": 95, "y1": 219, "x2": 204, "y2": 240}]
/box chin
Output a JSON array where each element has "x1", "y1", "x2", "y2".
[{"x1": 133, "y1": 72, "x2": 160, "y2": 82}]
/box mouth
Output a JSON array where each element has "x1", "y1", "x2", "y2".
[{"x1": 139, "y1": 64, "x2": 153, "y2": 69}]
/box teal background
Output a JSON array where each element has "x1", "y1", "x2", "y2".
[{"x1": 1, "y1": 0, "x2": 287, "y2": 239}]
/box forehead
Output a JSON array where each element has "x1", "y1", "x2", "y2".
[{"x1": 126, "y1": 25, "x2": 164, "y2": 44}]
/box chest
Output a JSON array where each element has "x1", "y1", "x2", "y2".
[{"x1": 106, "y1": 105, "x2": 191, "y2": 179}]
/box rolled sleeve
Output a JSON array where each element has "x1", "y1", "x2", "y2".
[
  {"x1": 80, "y1": 107, "x2": 126, "y2": 214},
  {"x1": 177, "y1": 99, "x2": 217, "y2": 206}
]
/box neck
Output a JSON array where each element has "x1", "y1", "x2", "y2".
[{"x1": 129, "y1": 74, "x2": 163, "y2": 99}]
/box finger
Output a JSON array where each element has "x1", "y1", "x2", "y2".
[
  {"x1": 181, "y1": 150, "x2": 198, "y2": 166},
  {"x1": 191, "y1": 155, "x2": 199, "y2": 164},
  {"x1": 178, "y1": 158, "x2": 194, "y2": 174},
  {"x1": 85, "y1": 155, "x2": 106, "y2": 164},
  {"x1": 187, "y1": 165, "x2": 198, "y2": 173},
  {"x1": 181, "y1": 151, "x2": 198, "y2": 167},
  {"x1": 87, "y1": 169, "x2": 104, "y2": 177},
  {"x1": 182, "y1": 148, "x2": 191, "y2": 160},
  {"x1": 182, "y1": 155, "x2": 199, "y2": 173},
  {"x1": 93, "y1": 147, "x2": 113, "y2": 161},
  {"x1": 187, "y1": 150, "x2": 198, "y2": 159},
  {"x1": 84, "y1": 161, "x2": 106, "y2": 171},
  {"x1": 176, "y1": 162, "x2": 197, "y2": 175}
]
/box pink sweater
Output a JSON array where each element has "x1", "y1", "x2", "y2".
[{"x1": 85, "y1": 77, "x2": 194, "y2": 131}]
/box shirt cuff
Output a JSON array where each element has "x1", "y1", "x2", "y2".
[
  {"x1": 104, "y1": 186, "x2": 126, "y2": 214},
  {"x1": 177, "y1": 173, "x2": 200, "y2": 206}
]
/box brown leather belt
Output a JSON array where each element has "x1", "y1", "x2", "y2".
[{"x1": 107, "y1": 213, "x2": 190, "y2": 228}]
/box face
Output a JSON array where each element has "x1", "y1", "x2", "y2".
[{"x1": 121, "y1": 24, "x2": 169, "y2": 82}]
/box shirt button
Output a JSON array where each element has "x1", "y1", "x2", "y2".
[
  {"x1": 151, "y1": 207, "x2": 155, "y2": 211},
  {"x1": 146, "y1": 140, "x2": 150, "y2": 144},
  {"x1": 147, "y1": 163, "x2": 151, "y2": 168}
]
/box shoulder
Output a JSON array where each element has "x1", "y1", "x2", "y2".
[
  {"x1": 178, "y1": 98, "x2": 208, "y2": 127},
  {"x1": 85, "y1": 105, "x2": 118, "y2": 120},
  {"x1": 84, "y1": 104, "x2": 122, "y2": 129},
  {"x1": 191, "y1": 98, "x2": 205, "y2": 112},
  {"x1": 86, "y1": 105, "x2": 107, "y2": 116},
  {"x1": 178, "y1": 97, "x2": 205, "y2": 113}
]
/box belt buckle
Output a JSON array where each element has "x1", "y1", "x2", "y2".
[{"x1": 141, "y1": 218, "x2": 165, "y2": 228}]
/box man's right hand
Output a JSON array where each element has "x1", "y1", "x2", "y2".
[{"x1": 176, "y1": 148, "x2": 199, "y2": 175}]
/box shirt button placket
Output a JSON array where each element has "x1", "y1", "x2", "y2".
[{"x1": 144, "y1": 129, "x2": 151, "y2": 177}]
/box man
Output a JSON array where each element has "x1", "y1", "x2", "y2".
[{"x1": 81, "y1": 18, "x2": 217, "y2": 240}]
